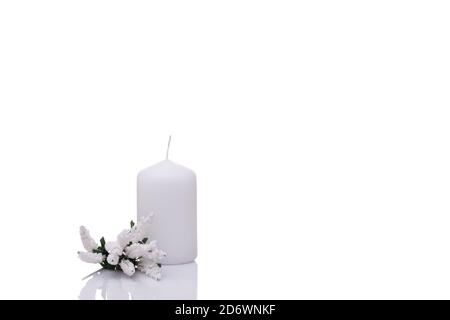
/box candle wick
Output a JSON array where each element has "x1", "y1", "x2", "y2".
[{"x1": 166, "y1": 135, "x2": 172, "y2": 160}]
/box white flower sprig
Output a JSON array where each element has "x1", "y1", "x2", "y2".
[{"x1": 77, "y1": 213, "x2": 166, "y2": 280}]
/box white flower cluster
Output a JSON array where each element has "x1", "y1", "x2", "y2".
[{"x1": 77, "y1": 213, "x2": 166, "y2": 280}]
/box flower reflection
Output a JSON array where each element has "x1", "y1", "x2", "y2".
[{"x1": 79, "y1": 262, "x2": 197, "y2": 300}]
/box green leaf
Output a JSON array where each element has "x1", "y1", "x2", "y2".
[
  {"x1": 100, "y1": 237, "x2": 106, "y2": 248},
  {"x1": 130, "y1": 220, "x2": 135, "y2": 228},
  {"x1": 141, "y1": 237, "x2": 148, "y2": 244},
  {"x1": 94, "y1": 246, "x2": 107, "y2": 254}
]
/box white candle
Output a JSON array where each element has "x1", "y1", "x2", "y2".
[{"x1": 137, "y1": 137, "x2": 197, "y2": 265}]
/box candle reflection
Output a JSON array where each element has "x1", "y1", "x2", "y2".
[{"x1": 79, "y1": 262, "x2": 197, "y2": 300}]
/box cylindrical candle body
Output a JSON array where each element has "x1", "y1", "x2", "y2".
[{"x1": 137, "y1": 160, "x2": 197, "y2": 264}]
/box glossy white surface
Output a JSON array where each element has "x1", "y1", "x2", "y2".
[
  {"x1": 1, "y1": 1, "x2": 450, "y2": 299},
  {"x1": 79, "y1": 263, "x2": 197, "y2": 300}
]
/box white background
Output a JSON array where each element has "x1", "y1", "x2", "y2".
[{"x1": 0, "y1": 1, "x2": 450, "y2": 299}]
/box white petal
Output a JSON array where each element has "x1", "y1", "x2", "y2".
[
  {"x1": 79, "y1": 226, "x2": 99, "y2": 252},
  {"x1": 105, "y1": 241, "x2": 122, "y2": 255},
  {"x1": 78, "y1": 251, "x2": 104, "y2": 264},
  {"x1": 119, "y1": 259, "x2": 135, "y2": 276},
  {"x1": 107, "y1": 253, "x2": 120, "y2": 265},
  {"x1": 117, "y1": 229, "x2": 133, "y2": 248}
]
